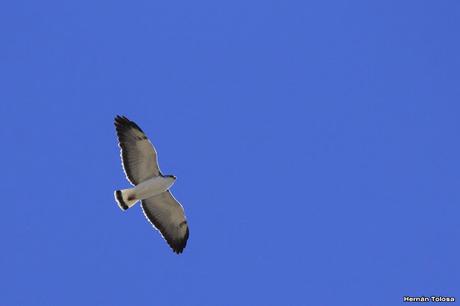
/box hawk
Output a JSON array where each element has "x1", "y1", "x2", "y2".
[{"x1": 113, "y1": 115, "x2": 189, "y2": 254}]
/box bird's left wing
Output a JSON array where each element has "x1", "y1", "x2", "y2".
[
  {"x1": 114, "y1": 115, "x2": 160, "y2": 185},
  {"x1": 141, "y1": 191, "x2": 189, "y2": 254}
]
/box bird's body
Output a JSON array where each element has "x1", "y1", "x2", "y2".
[
  {"x1": 113, "y1": 115, "x2": 189, "y2": 254},
  {"x1": 115, "y1": 176, "x2": 176, "y2": 210}
]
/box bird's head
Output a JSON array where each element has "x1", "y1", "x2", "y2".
[{"x1": 165, "y1": 174, "x2": 177, "y2": 180}]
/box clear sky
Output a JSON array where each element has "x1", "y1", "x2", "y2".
[{"x1": 0, "y1": 0, "x2": 459, "y2": 305}]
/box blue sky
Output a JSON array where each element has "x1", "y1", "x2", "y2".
[{"x1": 1, "y1": 0, "x2": 459, "y2": 305}]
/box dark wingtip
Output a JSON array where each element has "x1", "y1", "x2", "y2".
[
  {"x1": 114, "y1": 115, "x2": 129, "y2": 126},
  {"x1": 114, "y1": 115, "x2": 144, "y2": 133},
  {"x1": 172, "y1": 226, "x2": 189, "y2": 254}
]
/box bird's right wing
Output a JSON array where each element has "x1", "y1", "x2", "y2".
[
  {"x1": 141, "y1": 191, "x2": 189, "y2": 254},
  {"x1": 114, "y1": 116, "x2": 160, "y2": 185}
]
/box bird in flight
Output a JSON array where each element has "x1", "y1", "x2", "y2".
[{"x1": 113, "y1": 115, "x2": 189, "y2": 254}]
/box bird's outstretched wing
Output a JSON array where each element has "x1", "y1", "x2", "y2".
[
  {"x1": 141, "y1": 191, "x2": 189, "y2": 254},
  {"x1": 114, "y1": 115, "x2": 160, "y2": 185}
]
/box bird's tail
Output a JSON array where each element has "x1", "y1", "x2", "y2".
[{"x1": 114, "y1": 189, "x2": 138, "y2": 211}]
